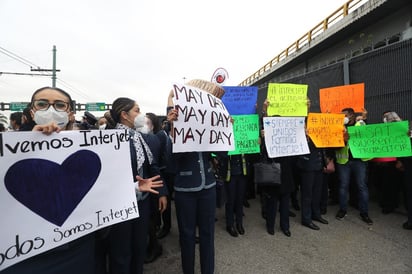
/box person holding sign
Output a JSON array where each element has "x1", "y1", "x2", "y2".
[
  {"x1": 166, "y1": 79, "x2": 225, "y2": 274},
  {"x1": 217, "y1": 153, "x2": 248, "y2": 237},
  {"x1": 335, "y1": 108, "x2": 373, "y2": 225},
  {"x1": 4, "y1": 87, "x2": 93, "y2": 273},
  {"x1": 296, "y1": 99, "x2": 329, "y2": 231},
  {"x1": 370, "y1": 111, "x2": 404, "y2": 215},
  {"x1": 103, "y1": 97, "x2": 166, "y2": 274},
  {"x1": 401, "y1": 121, "x2": 412, "y2": 230},
  {"x1": 260, "y1": 99, "x2": 295, "y2": 237},
  {"x1": 2, "y1": 87, "x2": 96, "y2": 274}
]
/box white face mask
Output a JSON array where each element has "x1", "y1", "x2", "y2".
[
  {"x1": 133, "y1": 113, "x2": 146, "y2": 129},
  {"x1": 99, "y1": 124, "x2": 107, "y2": 130},
  {"x1": 343, "y1": 117, "x2": 349, "y2": 125},
  {"x1": 138, "y1": 125, "x2": 150, "y2": 134},
  {"x1": 33, "y1": 108, "x2": 69, "y2": 129}
]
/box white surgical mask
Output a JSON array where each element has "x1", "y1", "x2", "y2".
[
  {"x1": 33, "y1": 108, "x2": 69, "y2": 129},
  {"x1": 99, "y1": 124, "x2": 107, "y2": 130},
  {"x1": 343, "y1": 117, "x2": 349, "y2": 125},
  {"x1": 133, "y1": 113, "x2": 146, "y2": 129},
  {"x1": 138, "y1": 125, "x2": 150, "y2": 134}
]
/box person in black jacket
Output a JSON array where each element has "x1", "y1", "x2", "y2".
[
  {"x1": 3, "y1": 87, "x2": 95, "y2": 274},
  {"x1": 218, "y1": 153, "x2": 248, "y2": 237},
  {"x1": 103, "y1": 97, "x2": 167, "y2": 274},
  {"x1": 297, "y1": 138, "x2": 329, "y2": 230},
  {"x1": 138, "y1": 112, "x2": 168, "y2": 263},
  {"x1": 166, "y1": 79, "x2": 225, "y2": 274},
  {"x1": 261, "y1": 156, "x2": 295, "y2": 237}
]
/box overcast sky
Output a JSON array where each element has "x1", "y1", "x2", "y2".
[{"x1": 1, "y1": 0, "x2": 348, "y2": 116}]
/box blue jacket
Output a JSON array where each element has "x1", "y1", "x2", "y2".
[{"x1": 173, "y1": 152, "x2": 216, "y2": 192}]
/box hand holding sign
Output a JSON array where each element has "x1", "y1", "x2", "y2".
[{"x1": 171, "y1": 81, "x2": 234, "y2": 153}]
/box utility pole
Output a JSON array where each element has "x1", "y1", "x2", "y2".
[
  {"x1": 52, "y1": 45, "x2": 57, "y2": 87},
  {"x1": 31, "y1": 45, "x2": 60, "y2": 87}
]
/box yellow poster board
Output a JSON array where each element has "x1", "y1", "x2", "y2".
[{"x1": 267, "y1": 83, "x2": 308, "y2": 116}]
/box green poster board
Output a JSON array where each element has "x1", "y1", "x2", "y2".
[
  {"x1": 229, "y1": 114, "x2": 260, "y2": 155},
  {"x1": 348, "y1": 121, "x2": 412, "y2": 158}
]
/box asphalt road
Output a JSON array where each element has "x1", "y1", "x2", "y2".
[{"x1": 144, "y1": 197, "x2": 412, "y2": 274}]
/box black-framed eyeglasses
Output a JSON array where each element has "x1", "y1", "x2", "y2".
[{"x1": 33, "y1": 99, "x2": 70, "y2": 112}]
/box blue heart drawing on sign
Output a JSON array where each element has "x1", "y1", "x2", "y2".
[{"x1": 4, "y1": 150, "x2": 101, "y2": 226}]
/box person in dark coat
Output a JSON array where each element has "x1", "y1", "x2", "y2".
[
  {"x1": 166, "y1": 79, "x2": 226, "y2": 274},
  {"x1": 259, "y1": 99, "x2": 296, "y2": 237},
  {"x1": 297, "y1": 138, "x2": 329, "y2": 230},
  {"x1": 2, "y1": 87, "x2": 95, "y2": 274},
  {"x1": 261, "y1": 156, "x2": 295, "y2": 237},
  {"x1": 218, "y1": 153, "x2": 248, "y2": 237},
  {"x1": 103, "y1": 97, "x2": 167, "y2": 274},
  {"x1": 138, "y1": 112, "x2": 168, "y2": 263}
]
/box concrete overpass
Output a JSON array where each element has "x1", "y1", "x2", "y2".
[{"x1": 240, "y1": 0, "x2": 412, "y2": 123}]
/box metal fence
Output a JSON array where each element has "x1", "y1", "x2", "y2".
[{"x1": 257, "y1": 38, "x2": 412, "y2": 123}]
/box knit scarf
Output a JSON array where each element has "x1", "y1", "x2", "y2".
[{"x1": 116, "y1": 123, "x2": 153, "y2": 172}]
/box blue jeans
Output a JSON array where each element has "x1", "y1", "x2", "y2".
[{"x1": 337, "y1": 160, "x2": 369, "y2": 214}]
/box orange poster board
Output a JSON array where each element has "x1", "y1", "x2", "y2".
[
  {"x1": 306, "y1": 113, "x2": 345, "y2": 148},
  {"x1": 319, "y1": 83, "x2": 364, "y2": 113}
]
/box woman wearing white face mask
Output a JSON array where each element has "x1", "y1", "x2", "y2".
[
  {"x1": 30, "y1": 86, "x2": 75, "y2": 134},
  {"x1": 4, "y1": 86, "x2": 92, "y2": 274},
  {"x1": 102, "y1": 97, "x2": 167, "y2": 274}
]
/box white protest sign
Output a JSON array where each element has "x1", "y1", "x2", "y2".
[
  {"x1": 172, "y1": 83, "x2": 235, "y2": 153},
  {"x1": 0, "y1": 130, "x2": 139, "y2": 271},
  {"x1": 263, "y1": 117, "x2": 309, "y2": 158}
]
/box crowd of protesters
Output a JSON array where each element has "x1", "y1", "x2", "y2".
[{"x1": 0, "y1": 83, "x2": 411, "y2": 274}]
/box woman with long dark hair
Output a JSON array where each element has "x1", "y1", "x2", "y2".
[{"x1": 103, "y1": 97, "x2": 166, "y2": 274}]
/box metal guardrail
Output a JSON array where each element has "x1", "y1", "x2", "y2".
[{"x1": 239, "y1": 0, "x2": 368, "y2": 86}]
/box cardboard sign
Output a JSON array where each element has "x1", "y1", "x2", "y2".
[
  {"x1": 266, "y1": 83, "x2": 308, "y2": 117},
  {"x1": 319, "y1": 83, "x2": 364, "y2": 113},
  {"x1": 229, "y1": 114, "x2": 260, "y2": 155},
  {"x1": 263, "y1": 117, "x2": 309, "y2": 158},
  {"x1": 221, "y1": 86, "x2": 258, "y2": 115},
  {"x1": 0, "y1": 130, "x2": 139, "y2": 271},
  {"x1": 348, "y1": 121, "x2": 412, "y2": 158},
  {"x1": 306, "y1": 113, "x2": 345, "y2": 148},
  {"x1": 172, "y1": 83, "x2": 235, "y2": 153}
]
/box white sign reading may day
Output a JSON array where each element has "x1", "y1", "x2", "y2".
[
  {"x1": 172, "y1": 83, "x2": 235, "y2": 153},
  {"x1": 0, "y1": 130, "x2": 139, "y2": 271},
  {"x1": 263, "y1": 117, "x2": 309, "y2": 158}
]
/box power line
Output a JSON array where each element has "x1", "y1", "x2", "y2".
[
  {"x1": 0, "y1": 45, "x2": 94, "y2": 102},
  {"x1": 0, "y1": 71, "x2": 52, "y2": 77},
  {"x1": 0, "y1": 46, "x2": 40, "y2": 69},
  {"x1": 56, "y1": 78, "x2": 93, "y2": 101}
]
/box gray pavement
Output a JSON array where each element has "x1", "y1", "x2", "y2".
[{"x1": 144, "y1": 198, "x2": 412, "y2": 274}]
